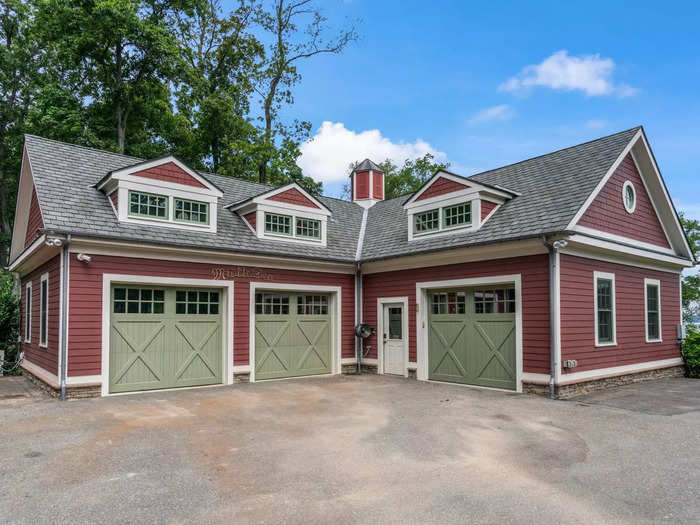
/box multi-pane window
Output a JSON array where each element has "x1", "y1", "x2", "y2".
[
  {"x1": 129, "y1": 191, "x2": 168, "y2": 219},
  {"x1": 443, "y1": 202, "x2": 472, "y2": 228},
  {"x1": 113, "y1": 287, "x2": 165, "y2": 314},
  {"x1": 255, "y1": 293, "x2": 290, "y2": 315},
  {"x1": 646, "y1": 280, "x2": 661, "y2": 341},
  {"x1": 265, "y1": 213, "x2": 292, "y2": 235},
  {"x1": 296, "y1": 217, "x2": 321, "y2": 239},
  {"x1": 414, "y1": 209, "x2": 439, "y2": 234},
  {"x1": 431, "y1": 291, "x2": 466, "y2": 314},
  {"x1": 24, "y1": 283, "x2": 31, "y2": 342},
  {"x1": 474, "y1": 289, "x2": 516, "y2": 314},
  {"x1": 176, "y1": 290, "x2": 219, "y2": 315},
  {"x1": 595, "y1": 274, "x2": 615, "y2": 345},
  {"x1": 39, "y1": 274, "x2": 48, "y2": 347},
  {"x1": 174, "y1": 198, "x2": 208, "y2": 224},
  {"x1": 297, "y1": 295, "x2": 328, "y2": 315},
  {"x1": 388, "y1": 307, "x2": 402, "y2": 339}
]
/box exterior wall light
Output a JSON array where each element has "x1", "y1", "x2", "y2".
[
  {"x1": 45, "y1": 238, "x2": 63, "y2": 247},
  {"x1": 553, "y1": 240, "x2": 568, "y2": 250},
  {"x1": 76, "y1": 253, "x2": 92, "y2": 263}
]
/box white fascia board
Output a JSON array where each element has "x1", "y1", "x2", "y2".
[
  {"x1": 10, "y1": 148, "x2": 41, "y2": 261},
  {"x1": 567, "y1": 233, "x2": 694, "y2": 268},
  {"x1": 117, "y1": 174, "x2": 221, "y2": 198},
  {"x1": 572, "y1": 225, "x2": 678, "y2": 256},
  {"x1": 101, "y1": 156, "x2": 223, "y2": 197},
  {"x1": 406, "y1": 189, "x2": 481, "y2": 213}
]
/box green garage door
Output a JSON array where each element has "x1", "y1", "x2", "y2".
[
  {"x1": 109, "y1": 286, "x2": 223, "y2": 393},
  {"x1": 428, "y1": 287, "x2": 516, "y2": 390},
  {"x1": 255, "y1": 292, "x2": 332, "y2": 380}
]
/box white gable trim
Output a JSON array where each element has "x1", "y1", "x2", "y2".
[
  {"x1": 404, "y1": 170, "x2": 514, "y2": 208},
  {"x1": 98, "y1": 156, "x2": 223, "y2": 197},
  {"x1": 230, "y1": 183, "x2": 330, "y2": 216},
  {"x1": 10, "y1": 148, "x2": 44, "y2": 261}
]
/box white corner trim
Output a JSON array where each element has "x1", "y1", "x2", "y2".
[
  {"x1": 376, "y1": 296, "x2": 409, "y2": 377},
  {"x1": 355, "y1": 208, "x2": 368, "y2": 261},
  {"x1": 24, "y1": 281, "x2": 32, "y2": 343},
  {"x1": 644, "y1": 278, "x2": 662, "y2": 343},
  {"x1": 415, "y1": 274, "x2": 523, "y2": 393},
  {"x1": 100, "y1": 274, "x2": 234, "y2": 396},
  {"x1": 39, "y1": 272, "x2": 49, "y2": 348},
  {"x1": 593, "y1": 271, "x2": 617, "y2": 347},
  {"x1": 566, "y1": 129, "x2": 642, "y2": 229},
  {"x1": 553, "y1": 250, "x2": 562, "y2": 383},
  {"x1": 248, "y1": 282, "x2": 343, "y2": 383}
]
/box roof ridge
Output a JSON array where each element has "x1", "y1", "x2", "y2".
[
  {"x1": 24, "y1": 134, "x2": 143, "y2": 162},
  {"x1": 467, "y1": 126, "x2": 642, "y2": 180}
]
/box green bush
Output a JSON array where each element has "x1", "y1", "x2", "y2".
[
  {"x1": 681, "y1": 327, "x2": 700, "y2": 378},
  {"x1": 0, "y1": 272, "x2": 20, "y2": 375}
]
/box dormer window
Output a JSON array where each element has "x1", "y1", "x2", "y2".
[
  {"x1": 229, "y1": 183, "x2": 331, "y2": 247},
  {"x1": 404, "y1": 170, "x2": 516, "y2": 241},
  {"x1": 95, "y1": 156, "x2": 223, "y2": 233}
]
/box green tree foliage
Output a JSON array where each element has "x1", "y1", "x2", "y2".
[
  {"x1": 680, "y1": 214, "x2": 700, "y2": 323},
  {"x1": 681, "y1": 326, "x2": 700, "y2": 377},
  {"x1": 0, "y1": 271, "x2": 20, "y2": 372}
]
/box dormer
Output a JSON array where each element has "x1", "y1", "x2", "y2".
[
  {"x1": 403, "y1": 170, "x2": 516, "y2": 241},
  {"x1": 95, "y1": 156, "x2": 223, "y2": 233},
  {"x1": 228, "y1": 183, "x2": 331, "y2": 247}
]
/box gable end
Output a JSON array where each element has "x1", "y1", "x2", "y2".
[
  {"x1": 25, "y1": 187, "x2": 44, "y2": 248},
  {"x1": 416, "y1": 176, "x2": 470, "y2": 201},
  {"x1": 266, "y1": 187, "x2": 320, "y2": 209},
  {"x1": 131, "y1": 161, "x2": 207, "y2": 189}
]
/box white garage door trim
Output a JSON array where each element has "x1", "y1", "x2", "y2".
[
  {"x1": 415, "y1": 274, "x2": 523, "y2": 393},
  {"x1": 101, "y1": 274, "x2": 234, "y2": 396},
  {"x1": 248, "y1": 282, "x2": 342, "y2": 383}
]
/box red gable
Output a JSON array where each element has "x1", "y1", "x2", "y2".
[
  {"x1": 577, "y1": 154, "x2": 670, "y2": 249},
  {"x1": 416, "y1": 176, "x2": 469, "y2": 201},
  {"x1": 267, "y1": 187, "x2": 320, "y2": 209},
  {"x1": 25, "y1": 187, "x2": 44, "y2": 248},
  {"x1": 132, "y1": 161, "x2": 207, "y2": 189}
]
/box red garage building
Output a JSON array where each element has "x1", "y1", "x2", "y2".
[{"x1": 9, "y1": 127, "x2": 695, "y2": 398}]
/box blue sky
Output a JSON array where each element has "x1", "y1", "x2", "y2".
[{"x1": 237, "y1": 1, "x2": 700, "y2": 218}]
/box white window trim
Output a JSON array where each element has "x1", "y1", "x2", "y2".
[
  {"x1": 622, "y1": 180, "x2": 636, "y2": 214},
  {"x1": 594, "y1": 271, "x2": 617, "y2": 347},
  {"x1": 408, "y1": 199, "x2": 480, "y2": 241},
  {"x1": 24, "y1": 281, "x2": 32, "y2": 343},
  {"x1": 39, "y1": 272, "x2": 49, "y2": 348},
  {"x1": 254, "y1": 204, "x2": 328, "y2": 247},
  {"x1": 644, "y1": 278, "x2": 662, "y2": 343}
]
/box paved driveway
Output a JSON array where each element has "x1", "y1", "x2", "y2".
[{"x1": 1, "y1": 375, "x2": 698, "y2": 524}]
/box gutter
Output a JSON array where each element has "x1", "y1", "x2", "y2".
[
  {"x1": 542, "y1": 234, "x2": 567, "y2": 399},
  {"x1": 60, "y1": 234, "x2": 71, "y2": 400}
]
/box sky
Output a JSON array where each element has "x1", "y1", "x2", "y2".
[{"x1": 231, "y1": 1, "x2": 700, "y2": 219}]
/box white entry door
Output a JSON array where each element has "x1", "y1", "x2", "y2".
[{"x1": 383, "y1": 304, "x2": 405, "y2": 375}]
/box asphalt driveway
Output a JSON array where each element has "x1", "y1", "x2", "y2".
[{"x1": 1, "y1": 374, "x2": 698, "y2": 524}]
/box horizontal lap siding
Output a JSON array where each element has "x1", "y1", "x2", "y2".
[
  {"x1": 416, "y1": 177, "x2": 469, "y2": 201},
  {"x1": 362, "y1": 255, "x2": 550, "y2": 374},
  {"x1": 25, "y1": 187, "x2": 44, "y2": 248},
  {"x1": 68, "y1": 255, "x2": 354, "y2": 377},
  {"x1": 267, "y1": 188, "x2": 320, "y2": 209},
  {"x1": 560, "y1": 254, "x2": 680, "y2": 374},
  {"x1": 578, "y1": 154, "x2": 670, "y2": 248},
  {"x1": 132, "y1": 162, "x2": 207, "y2": 188},
  {"x1": 20, "y1": 255, "x2": 61, "y2": 375},
  {"x1": 481, "y1": 200, "x2": 497, "y2": 221}
]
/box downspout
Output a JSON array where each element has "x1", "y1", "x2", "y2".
[
  {"x1": 355, "y1": 262, "x2": 362, "y2": 374},
  {"x1": 60, "y1": 234, "x2": 71, "y2": 400},
  {"x1": 543, "y1": 235, "x2": 557, "y2": 400}
]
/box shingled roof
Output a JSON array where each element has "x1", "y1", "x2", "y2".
[{"x1": 20, "y1": 128, "x2": 642, "y2": 264}]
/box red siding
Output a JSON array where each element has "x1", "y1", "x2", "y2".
[
  {"x1": 560, "y1": 254, "x2": 680, "y2": 374},
  {"x1": 108, "y1": 191, "x2": 118, "y2": 211},
  {"x1": 362, "y1": 255, "x2": 551, "y2": 374},
  {"x1": 25, "y1": 187, "x2": 44, "y2": 248},
  {"x1": 481, "y1": 200, "x2": 497, "y2": 220},
  {"x1": 267, "y1": 188, "x2": 320, "y2": 209},
  {"x1": 355, "y1": 171, "x2": 370, "y2": 199},
  {"x1": 132, "y1": 162, "x2": 207, "y2": 189},
  {"x1": 67, "y1": 255, "x2": 355, "y2": 377},
  {"x1": 416, "y1": 177, "x2": 469, "y2": 201},
  {"x1": 20, "y1": 255, "x2": 61, "y2": 376},
  {"x1": 372, "y1": 171, "x2": 384, "y2": 200},
  {"x1": 243, "y1": 212, "x2": 256, "y2": 231},
  {"x1": 578, "y1": 154, "x2": 670, "y2": 248}
]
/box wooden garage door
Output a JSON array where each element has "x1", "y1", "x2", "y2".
[
  {"x1": 109, "y1": 286, "x2": 223, "y2": 393},
  {"x1": 428, "y1": 287, "x2": 516, "y2": 390},
  {"x1": 255, "y1": 292, "x2": 332, "y2": 380}
]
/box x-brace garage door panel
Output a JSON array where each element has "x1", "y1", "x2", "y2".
[
  {"x1": 255, "y1": 293, "x2": 332, "y2": 380},
  {"x1": 109, "y1": 286, "x2": 223, "y2": 393},
  {"x1": 428, "y1": 287, "x2": 516, "y2": 390}
]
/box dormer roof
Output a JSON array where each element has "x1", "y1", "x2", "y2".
[{"x1": 227, "y1": 182, "x2": 331, "y2": 215}]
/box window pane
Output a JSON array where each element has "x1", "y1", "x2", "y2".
[
  {"x1": 414, "y1": 210, "x2": 439, "y2": 233},
  {"x1": 114, "y1": 301, "x2": 126, "y2": 314},
  {"x1": 388, "y1": 307, "x2": 402, "y2": 339},
  {"x1": 174, "y1": 198, "x2": 209, "y2": 224},
  {"x1": 128, "y1": 191, "x2": 168, "y2": 219},
  {"x1": 443, "y1": 202, "x2": 472, "y2": 228},
  {"x1": 265, "y1": 213, "x2": 292, "y2": 235},
  {"x1": 598, "y1": 311, "x2": 612, "y2": 342},
  {"x1": 296, "y1": 218, "x2": 322, "y2": 239},
  {"x1": 114, "y1": 288, "x2": 126, "y2": 300}
]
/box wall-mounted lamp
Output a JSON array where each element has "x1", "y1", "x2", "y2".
[
  {"x1": 45, "y1": 238, "x2": 63, "y2": 247},
  {"x1": 76, "y1": 253, "x2": 92, "y2": 263},
  {"x1": 553, "y1": 240, "x2": 568, "y2": 250}
]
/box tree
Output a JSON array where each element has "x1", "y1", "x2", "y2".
[
  {"x1": 254, "y1": 0, "x2": 356, "y2": 184},
  {"x1": 343, "y1": 153, "x2": 450, "y2": 201},
  {"x1": 0, "y1": 0, "x2": 42, "y2": 260},
  {"x1": 35, "y1": 0, "x2": 188, "y2": 154},
  {"x1": 680, "y1": 213, "x2": 700, "y2": 323}
]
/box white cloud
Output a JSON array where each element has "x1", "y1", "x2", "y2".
[
  {"x1": 298, "y1": 121, "x2": 447, "y2": 184},
  {"x1": 499, "y1": 50, "x2": 637, "y2": 97},
  {"x1": 468, "y1": 104, "x2": 515, "y2": 124}
]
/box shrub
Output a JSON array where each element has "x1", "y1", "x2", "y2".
[
  {"x1": 681, "y1": 327, "x2": 700, "y2": 378},
  {"x1": 0, "y1": 271, "x2": 20, "y2": 375}
]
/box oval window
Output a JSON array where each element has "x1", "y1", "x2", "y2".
[{"x1": 622, "y1": 181, "x2": 636, "y2": 213}]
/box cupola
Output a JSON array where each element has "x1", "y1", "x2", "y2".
[{"x1": 350, "y1": 159, "x2": 384, "y2": 208}]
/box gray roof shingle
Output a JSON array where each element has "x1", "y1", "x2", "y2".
[{"x1": 21, "y1": 128, "x2": 640, "y2": 264}]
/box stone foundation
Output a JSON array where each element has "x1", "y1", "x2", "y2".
[
  {"x1": 22, "y1": 369, "x2": 101, "y2": 399},
  {"x1": 523, "y1": 365, "x2": 686, "y2": 399}
]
